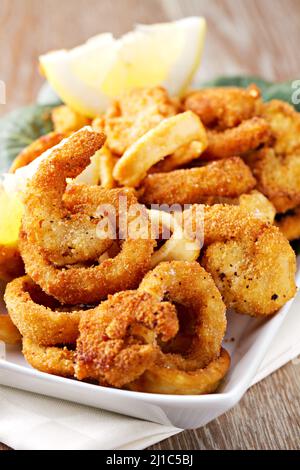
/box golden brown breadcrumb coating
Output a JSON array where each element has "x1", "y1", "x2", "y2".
[
  {"x1": 139, "y1": 157, "x2": 256, "y2": 205},
  {"x1": 246, "y1": 100, "x2": 300, "y2": 212},
  {"x1": 199, "y1": 204, "x2": 296, "y2": 315},
  {"x1": 105, "y1": 86, "x2": 178, "y2": 155},
  {"x1": 5, "y1": 276, "x2": 85, "y2": 345},
  {"x1": 76, "y1": 290, "x2": 178, "y2": 387},
  {"x1": 128, "y1": 348, "x2": 230, "y2": 395},
  {"x1": 23, "y1": 338, "x2": 75, "y2": 377},
  {"x1": 183, "y1": 85, "x2": 262, "y2": 130},
  {"x1": 139, "y1": 261, "x2": 227, "y2": 369},
  {"x1": 22, "y1": 128, "x2": 108, "y2": 266}
]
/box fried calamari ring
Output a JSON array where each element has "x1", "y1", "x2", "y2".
[
  {"x1": 204, "y1": 117, "x2": 270, "y2": 160},
  {"x1": 183, "y1": 85, "x2": 261, "y2": 130},
  {"x1": 105, "y1": 86, "x2": 178, "y2": 155},
  {"x1": 197, "y1": 204, "x2": 297, "y2": 315},
  {"x1": 0, "y1": 245, "x2": 24, "y2": 282},
  {"x1": 127, "y1": 348, "x2": 230, "y2": 395},
  {"x1": 113, "y1": 111, "x2": 206, "y2": 187},
  {"x1": 276, "y1": 207, "x2": 300, "y2": 241},
  {"x1": 139, "y1": 261, "x2": 227, "y2": 369},
  {"x1": 183, "y1": 85, "x2": 270, "y2": 160},
  {"x1": 22, "y1": 128, "x2": 110, "y2": 266},
  {"x1": 75, "y1": 290, "x2": 179, "y2": 388},
  {"x1": 19, "y1": 228, "x2": 155, "y2": 305},
  {"x1": 22, "y1": 338, "x2": 75, "y2": 377},
  {"x1": 246, "y1": 149, "x2": 300, "y2": 213},
  {"x1": 5, "y1": 276, "x2": 93, "y2": 345},
  {"x1": 9, "y1": 132, "x2": 65, "y2": 173},
  {"x1": 246, "y1": 100, "x2": 300, "y2": 212},
  {"x1": 0, "y1": 314, "x2": 22, "y2": 344},
  {"x1": 139, "y1": 157, "x2": 256, "y2": 205}
]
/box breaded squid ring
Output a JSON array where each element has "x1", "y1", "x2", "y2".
[
  {"x1": 246, "y1": 148, "x2": 300, "y2": 213},
  {"x1": 139, "y1": 261, "x2": 227, "y2": 369},
  {"x1": 246, "y1": 100, "x2": 300, "y2": 212},
  {"x1": 5, "y1": 276, "x2": 93, "y2": 345},
  {"x1": 75, "y1": 290, "x2": 179, "y2": 388},
  {"x1": 22, "y1": 338, "x2": 75, "y2": 377},
  {"x1": 196, "y1": 204, "x2": 297, "y2": 316},
  {"x1": 22, "y1": 128, "x2": 109, "y2": 266},
  {"x1": 113, "y1": 111, "x2": 206, "y2": 187},
  {"x1": 204, "y1": 117, "x2": 270, "y2": 160},
  {"x1": 183, "y1": 85, "x2": 262, "y2": 130},
  {"x1": 139, "y1": 157, "x2": 256, "y2": 205},
  {"x1": 127, "y1": 348, "x2": 230, "y2": 395},
  {"x1": 104, "y1": 86, "x2": 178, "y2": 156},
  {"x1": 183, "y1": 85, "x2": 270, "y2": 160},
  {"x1": 19, "y1": 228, "x2": 155, "y2": 305}
]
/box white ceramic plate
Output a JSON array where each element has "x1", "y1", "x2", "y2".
[{"x1": 0, "y1": 268, "x2": 299, "y2": 429}]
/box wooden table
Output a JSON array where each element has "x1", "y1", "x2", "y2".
[{"x1": 0, "y1": 0, "x2": 299, "y2": 450}]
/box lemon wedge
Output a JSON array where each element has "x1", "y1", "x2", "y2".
[
  {"x1": 0, "y1": 188, "x2": 23, "y2": 246},
  {"x1": 39, "y1": 17, "x2": 206, "y2": 117}
]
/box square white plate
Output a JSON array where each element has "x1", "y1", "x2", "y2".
[{"x1": 0, "y1": 268, "x2": 299, "y2": 430}]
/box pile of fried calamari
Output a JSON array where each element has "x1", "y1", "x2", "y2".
[{"x1": 1, "y1": 84, "x2": 299, "y2": 395}]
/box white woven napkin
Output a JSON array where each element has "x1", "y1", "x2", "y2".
[{"x1": 0, "y1": 292, "x2": 299, "y2": 450}]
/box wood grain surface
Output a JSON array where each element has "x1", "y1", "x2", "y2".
[{"x1": 0, "y1": 0, "x2": 300, "y2": 450}]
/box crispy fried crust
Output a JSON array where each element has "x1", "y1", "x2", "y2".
[
  {"x1": 183, "y1": 85, "x2": 270, "y2": 159},
  {"x1": 261, "y1": 100, "x2": 300, "y2": 155},
  {"x1": 22, "y1": 128, "x2": 108, "y2": 266},
  {"x1": 105, "y1": 86, "x2": 178, "y2": 155},
  {"x1": 183, "y1": 85, "x2": 261, "y2": 130},
  {"x1": 5, "y1": 276, "x2": 85, "y2": 345},
  {"x1": 20, "y1": 228, "x2": 155, "y2": 305},
  {"x1": 113, "y1": 111, "x2": 205, "y2": 187},
  {"x1": 247, "y1": 148, "x2": 300, "y2": 213},
  {"x1": 139, "y1": 157, "x2": 256, "y2": 205},
  {"x1": 204, "y1": 117, "x2": 270, "y2": 160},
  {"x1": 22, "y1": 338, "x2": 75, "y2": 377},
  {"x1": 139, "y1": 261, "x2": 227, "y2": 369},
  {"x1": 246, "y1": 100, "x2": 300, "y2": 212},
  {"x1": 76, "y1": 290, "x2": 178, "y2": 388},
  {"x1": 128, "y1": 348, "x2": 230, "y2": 395},
  {"x1": 20, "y1": 129, "x2": 155, "y2": 305},
  {"x1": 76, "y1": 261, "x2": 227, "y2": 393},
  {"x1": 200, "y1": 205, "x2": 296, "y2": 316}
]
